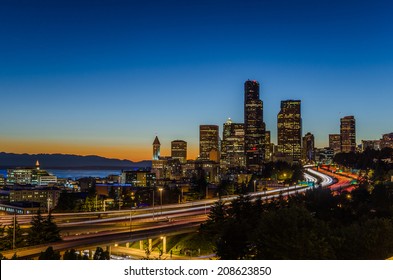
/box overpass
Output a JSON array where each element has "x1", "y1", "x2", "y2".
[{"x1": 1, "y1": 167, "x2": 335, "y2": 259}]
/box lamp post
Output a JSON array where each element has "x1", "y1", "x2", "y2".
[
  {"x1": 12, "y1": 212, "x2": 16, "y2": 251},
  {"x1": 129, "y1": 209, "x2": 133, "y2": 234},
  {"x1": 253, "y1": 180, "x2": 256, "y2": 193},
  {"x1": 47, "y1": 197, "x2": 52, "y2": 213},
  {"x1": 152, "y1": 189, "x2": 155, "y2": 220},
  {"x1": 158, "y1": 188, "x2": 163, "y2": 216}
]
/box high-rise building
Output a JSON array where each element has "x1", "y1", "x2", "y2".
[
  {"x1": 277, "y1": 100, "x2": 302, "y2": 162},
  {"x1": 152, "y1": 136, "x2": 161, "y2": 160},
  {"x1": 244, "y1": 80, "x2": 265, "y2": 171},
  {"x1": 199, "y1": 125, "x2": 219, "y2": 162},
  {"x1": 329, "y1": 134, "x2": 341, "y2": 154},
  {"x1": 302, "y1": 132, "x2": 315, "y2": 162},
  {"x1": 265, "y1": 131, "x2": 274, "y2": 162},
  {"x1": 171, "y1": 140, "x2": 187, "y2": 163},
  {"x1": 380, "y1": 133, "x2": 393, "y2": 149},
  {"x1": 340, "y1": 116, "x2": 356, "y2": 153},
  {"x1": 220, "y1": 118, "x2": 245, "y2": 169}
]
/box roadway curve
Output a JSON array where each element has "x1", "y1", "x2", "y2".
[{"x1": 0, "y1": 168, "x2": 335, "y2": 259}]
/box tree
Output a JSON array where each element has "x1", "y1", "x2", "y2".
[
  {"x1": 42, "y1": 211, "x2": 61, "y2": 243},
  {"x1": 1, "y1": 218, "x2": 25, "y2": 250},
  {"x1": 28, "y1": 210, "x2": 61, "y2": 246},
  {"x1": 28, "y1": 210, "x2": 45, "y2": 245},
  {"x1": 63, "y1": 249, "x2": 89, "y2": 260},
  {"x1": 55, "y1": 191, "x2": 78, "y2": 212},
  {"x1": 252, "y1": 206, "x2": 335, "y2": 260},
  {"x1": 93, "y1": 247, "x2": 110, "y2": 260},
  {"x1": 38, "y1": 246, "x2": 60, "y2": 260}
]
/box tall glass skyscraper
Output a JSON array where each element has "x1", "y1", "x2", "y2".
[
  {"x1": 277, "y1": 100, "x2": 302, "y2": 162},
  {"x1": 244, "y1": 80, "x2": 265, "y2": 171},
  {"x1": 340, "y1": 116, "x2": 356, "y2": 153},
  {"x1": 199, "y1": 125, "x2": 219, "y2": 162}
]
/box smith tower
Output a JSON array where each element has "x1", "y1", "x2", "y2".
[
  {"x1": 244, "y1": 80, "x2": 265, "y2": 171},
  {"x1": 152, "y1": 136, "x2": 161, "y2": 160}
]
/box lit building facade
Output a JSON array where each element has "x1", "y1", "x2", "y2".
[
  {"x1": 340, "y1": 116, "x2": 356, "y2": 153},
  {"x1": 244, "y1": 80, "x2": 265, "y2": 171},
  {"x1": 362, "y1": 140, "x2": 381, "y2": 151},
  {"x1": 9, "y1": 187, "x2": 61, "y2": 210},
  {"x1": 265, "y1": 130, "x2": 274, "y2": 162},
  {"x1": 329, "y1": 134, "x2": 341, "y2": 154},
  {"x1": 120, "y1": 170, "x2": 156, "y2": 187},
  {"x1": 199, "y1": 125, "x2": 219, "y2": 162},
  {"x1": 220, "y1": 118, "x2": 245, "y2": 170},
  {"x1": 277, "y1": 100, "x2": 302, "y2": 162},
  {"x1": 171, "y1": 140, "x2": 187, "y2": 163},
  {"x1": 381, "y1": 133, "x2": 393, "y2": 149},
  {"x1": 302, "y1": 132, "x2": 315, "y2": 162},
  {"x1": 152, "y1": 136, "x2": 161, "y2": 160}
]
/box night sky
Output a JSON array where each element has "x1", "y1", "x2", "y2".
[{"x1": 1, "y1": 0, "x2": 392, "y2": 161}]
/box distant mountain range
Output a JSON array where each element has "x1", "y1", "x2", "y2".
[{"x1": 0, "y1": 152, "x2": 151, "y2": 169}]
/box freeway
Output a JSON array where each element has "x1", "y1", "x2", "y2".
[
  {"x1": 0, "y1": 168, "x2": 335, "y2": 259},
  {"x1": 0, "y1": 168, "x2": 334, "y2": 230}
]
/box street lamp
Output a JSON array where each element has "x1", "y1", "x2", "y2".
[
  {"x1": 47, "y1": 197, "x2": 52, "y2": 213},
  {"x1": 129, "y1": 208, "x2": 135, "y2": 235},
  {"x1": 158, "y1": 188, "x2": 163, "y2": 216},
  {"x1": 253, "y1": 180, "x2": 257, "y2": 193},
  {"x1": 152, "y1": 188, "x2": 155, "y2": 220}
]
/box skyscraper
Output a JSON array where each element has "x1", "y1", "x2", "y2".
[
  {"x1": 277, "y1": 100, "x2": 302, "y2": 162},
  {"x1": 340, "y1": 116, "x2": 356, "y2": 153},
  {"x1": 302, "y1": 132, "x2": 315, "y2": 162},
  {"x1": 329, "y1": 134, "x2": 341, "y2": 154},
  {"x1": 199, "y1": 125, "x2": 219, "y2": 162},
  {"x1": 171, "y1": 140, "x2": 187, "y2": 163},
  {"x1": 244, "y1": 80, "x2": 265, "y2": 171},
  {"x1": 220, "y1": 118, "x2": 245, "y2": 169},
  {"x1": 152, "y1": 136, "x2": 160, "y2": 160}
]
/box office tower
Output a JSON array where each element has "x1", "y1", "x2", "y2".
[
  {"x1": 380, "y1": 133, "x2": 393, "y2": 149},
  {"x1": 171, "y1": 140, "x2": 187, "y2": 163},
  {"x1": 329, "y1": 134, "x2": 341, "y2": 154},
  {"x1": 221, "y1": 118, "x2": 245, "y2": 169},
  {"x1": 302, "y1": 132, "x2": 315, "y2": 162},
  {"x1": 199, "y1": 125, "x2": 219, "y2": 162},
  {"x1": 340, "y1": 116, "x2": 356, "y2": 153},
  {"x1": 277, "y1": 100, "x2": 302, "y2": 162},
  {"x1": 153, "y1": 136, "x2": 161, "y2": 160},
  {"x1": 265, "y1": 130, "x2": 274, "y2": 162},
  {"x1": 244, "y1": 80, "x2": 265, "y2": 171}
]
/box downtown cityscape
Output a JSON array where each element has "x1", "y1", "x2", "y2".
[{"x1": 1, "y1": 0, "x2": 393, "y2": 266}]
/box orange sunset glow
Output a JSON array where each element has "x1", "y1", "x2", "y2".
[{"x1": 0, "y1": 138, "x2": 199, "y2": 162}]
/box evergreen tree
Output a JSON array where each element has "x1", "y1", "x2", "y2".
[
  {"x1": 28, "y1": 210, "x2": 61, "y2": 246},
  {"x1": 38, "y1": 246, "x2": 60, "y2": 260},
  {"x1": 63, "y1": 249, "x2": 89, "y2": 260},
  {"x1": 28, "y1": 210, "x2": 45, "y2": 245},
  {"x1": 42, "y1": 211, "x2": 61, "y2": 243},
  {"x1": 1, "y1": 218, "x2": 25, "y2": 250},
  {"x1": 93, "y1": 247, "x2": 110, "y2": 260}
]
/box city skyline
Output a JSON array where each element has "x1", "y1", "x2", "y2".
[{"x1": 1, "y1": 0, "x2": 392, "y2": 161}]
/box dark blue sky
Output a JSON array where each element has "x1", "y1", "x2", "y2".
[{"x1": 1, "y1": 0, "x2": 392, "y2": 160}]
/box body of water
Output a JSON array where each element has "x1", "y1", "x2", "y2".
[{"x1": 0, "y1": 169, "x2": 121, "y2": 179}]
